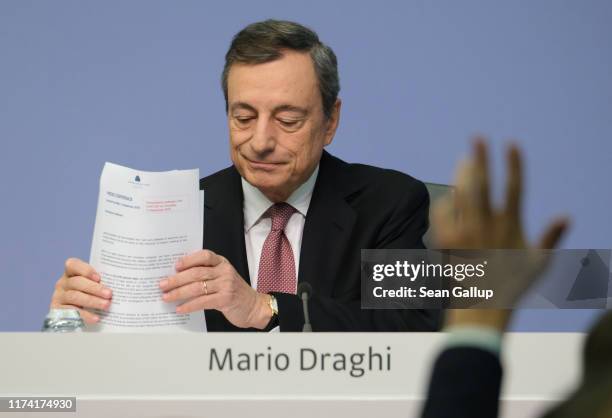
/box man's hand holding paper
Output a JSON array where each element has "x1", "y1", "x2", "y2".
[
  {"x1": 160, "y1": 249, "x2": 273, "y2": 329},
  {"x1": 50, "y1": 258, "x2": 112, "y2": 324}
]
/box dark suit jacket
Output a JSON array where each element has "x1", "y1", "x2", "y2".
[
  {"x1": 200, "y1": 150, "x2": 442, "y2": 332},
  {"x1": 421, "y1": 347, "x2": 503, "y2": 418}
]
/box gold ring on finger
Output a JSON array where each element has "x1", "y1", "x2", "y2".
[{"x1": 202, "y1": 280, "x2": 208, "y2": 295}]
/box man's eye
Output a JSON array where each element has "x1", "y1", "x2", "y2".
[
  {"x1": 278, "y1": 119, "x2": 300, "y2": 128},
  {"x1": 234, "y1": 116, "x2": 254, "y2": 124}
]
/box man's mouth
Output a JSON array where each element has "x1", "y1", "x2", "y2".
[{"x1": 243, "y1": 156, "x2": 286, "y2": 170}]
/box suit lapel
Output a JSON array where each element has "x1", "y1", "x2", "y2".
[
  {"x1": 298, "y1": 152, "x2": 357, "y2": 296},
  {"x1": 202, "y1": 167, "x2": 251, "y2": 285}
]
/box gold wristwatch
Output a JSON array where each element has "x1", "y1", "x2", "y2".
[{"x1": 268, "y1": 294, "x2": 279, "y2": 316}]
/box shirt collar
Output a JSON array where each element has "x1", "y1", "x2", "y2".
[{"x1": 242, "y1": 164, "x2": 319, "y2": 232}]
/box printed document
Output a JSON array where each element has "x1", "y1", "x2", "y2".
[{"x1": 88, "y1": 163, "x2": 206, "y2": 332}]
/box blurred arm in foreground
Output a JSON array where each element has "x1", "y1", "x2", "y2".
[{"x1": 421, "y1": 138, "x2": 569, "y2": 418}]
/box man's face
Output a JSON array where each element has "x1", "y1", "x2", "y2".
[{"x1": 226, "y1": 50, "x2": 340, "y2": 202}]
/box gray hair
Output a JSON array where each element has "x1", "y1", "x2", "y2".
[{"x1": 222, "y1": 19, "x2": 340, "y2": 119}]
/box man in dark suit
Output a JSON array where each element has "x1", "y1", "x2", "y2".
[
  {"x1": 200, "y1": 149, "x2": 437, "y2": 331},
  {"x1": 50, "y1": 19, "x2": 440, "y2": 332}
]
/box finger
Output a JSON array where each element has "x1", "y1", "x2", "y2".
[
  {"x1": 504, "y1": 143, "x2": 523, "y2": 223},
  {"x1": 431, "y1": 194, "x2": 458, "y2": 247},
  {"x1": 176, "y1": 293, "x2": 222, "y2": 314},
  {"x1": 66, "y1": 276, "x2": 112, "y2": 299},
  {"x1": 176, "y1": 249, "x2": 225, "y2": 272},
  {"x1": 454, "y1": 159, "x2": 480, "y2": 227},
  {"x1": 537, "y1": 217, "x2": 570, "y2": 249},
  {"x1": 62, "y1": 289, "x2": 112, "y2": 311},
  {"x1": 473, "y1": 137, "x2": 492, "y2": 219},
  {"x1": 160, "y1": 266, "x2": 216, "y2": 291},
  {"x1": 163, "y1": 278, "x2": 217, "y2": 302},
  {"x1": 77, "y1": 308, "x2": 100, "y2": 324},
  {"x1": 64, "y1": 258, "x2": 100, "y2": 282}
]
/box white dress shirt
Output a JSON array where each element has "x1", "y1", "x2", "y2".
[{"x1": 242, "y1": 165, "x2": 319, "y2": 290}]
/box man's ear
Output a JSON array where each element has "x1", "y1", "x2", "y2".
[{"x1": 324, "y1": 99, "x2": 342, "y2": 146}]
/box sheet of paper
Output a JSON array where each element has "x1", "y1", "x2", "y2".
[{"x1": 87, "y1": 162, "x2": 206, "y2": 332}]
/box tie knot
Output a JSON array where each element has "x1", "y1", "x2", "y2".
[{"x1": 270, "y1": 202, "x2": 296, "y2": 231}]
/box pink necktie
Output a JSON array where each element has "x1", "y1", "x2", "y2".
[{"x1": 257, "y1": 202, "x2": 297, "y2": 294}]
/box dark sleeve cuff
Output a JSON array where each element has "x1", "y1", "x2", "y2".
[
  {"x1": 270, "y1": 292, "x2": 304, "y2": 332},
  {"x1": 421, "y1": 347, "x2": 502, "y2": 418},
  {"x1": 261, "y1": 314, "x2": 279, "y2": 332}
]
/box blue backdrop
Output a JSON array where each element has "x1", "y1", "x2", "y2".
[{"x1": 1, "y1": 0, "x2": 610, "y2": 331}]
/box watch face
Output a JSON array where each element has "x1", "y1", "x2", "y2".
[{"x1": 269, "y1": 295, "x2": 279, "y2": 315}]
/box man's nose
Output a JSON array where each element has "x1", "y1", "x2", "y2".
[{"x1": 249, "y1": 117, "x2": 276, "y2": 155}]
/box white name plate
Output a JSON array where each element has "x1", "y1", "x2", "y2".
[{"x1": 0, "y1": 332, "x2": 581, "y2": 401}]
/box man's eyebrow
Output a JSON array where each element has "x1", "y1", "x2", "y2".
[
  {"x1": 229, "y1": 102, "x2": 308, "y2": 116},
  {"x1": 229, "y1": 102, "x2": 257, "y2": 113}
]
